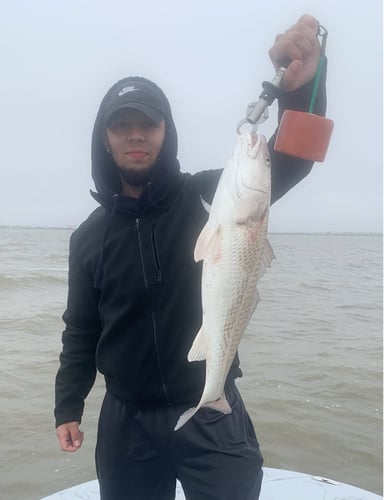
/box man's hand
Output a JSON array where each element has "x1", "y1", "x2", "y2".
[
  {"x1": 269, "y1": 14, "x2": 321, "y2": 92},
  {"x1": 56, "y1": 421, "x2": 84, "y2": 452}
]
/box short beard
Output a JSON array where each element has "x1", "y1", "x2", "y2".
[{"x1": 117, "y1": 165, "x2": 154, "y2": 187}]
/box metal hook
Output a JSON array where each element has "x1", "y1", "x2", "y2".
[
  {"x1": 236, "y1": 22, "x2": 328, "y2": 135},
  {"x1": 236, "y1": 67, "x2": 285, "y2": 135},
  {"x1": 317, "y1": 24, "x2": 328, "y2": 54}
]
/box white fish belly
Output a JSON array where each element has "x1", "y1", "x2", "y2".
[{"x1": 200, "y1": 217, "x2": 269, "y2": 402}]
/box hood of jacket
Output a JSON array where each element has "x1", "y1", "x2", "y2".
[{"x1": 90, "y1": 76, "x2": 182, "y2": 215}]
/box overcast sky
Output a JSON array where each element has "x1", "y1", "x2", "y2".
[{"x1": 0, "y1": 0, "x2": 382, "y2": 232}]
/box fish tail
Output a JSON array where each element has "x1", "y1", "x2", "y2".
[
  {"x1": 174, "y1": 394, "x2": 232, "y2": 431},
  {"x1": 174, "y1": 406, "x2": 198, "y2": 431},
  {"x1": 204, "y1": 396, "x2": 232, "y2": 414}
]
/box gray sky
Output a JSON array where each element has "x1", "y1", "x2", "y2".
[{"x1": 0, "y1": 0, "x2": 382, "y2": 232}]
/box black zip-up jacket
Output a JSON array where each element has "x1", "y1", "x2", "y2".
[{"x1": 55, "y1": 73, "x2": 327, "y2": 427}]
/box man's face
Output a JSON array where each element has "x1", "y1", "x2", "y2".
[{"x1": 105, "y1": 108, "x2": 166, "y2": 188}]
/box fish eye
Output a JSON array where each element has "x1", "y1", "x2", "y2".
[{"x1": 265, "y1": 156, "x2": 271, "y2": 166}]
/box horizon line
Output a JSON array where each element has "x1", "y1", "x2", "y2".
[{"x1": 0, "y1": 225, "x2": 382, "y2": 236}]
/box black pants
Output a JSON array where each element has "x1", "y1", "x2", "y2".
[{"x1": 95, "y1": 384, "x2": 263, "y2": 500}]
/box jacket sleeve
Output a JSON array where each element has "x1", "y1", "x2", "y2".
[
  {"x1": 54, "y1": 230, "x2": 102, "y2": 427},
  {"x1": 270, "y1": 58, "x2": 328, "y2": 204},
  {"x1": 192, "y1": 169, "x2": 223, "y2": 204}
]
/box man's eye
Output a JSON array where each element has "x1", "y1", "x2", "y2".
[
  {"x1": 108, "y1": 119, "x2": 158, "y2": 131},
  {"x1": 109, "y1": 120, "x2": 127, "y2": 130},
  {"x1": 142, "y1": 121, "x2": 156, "y2": 129},
  {"x1": 117, "y1": 120, "x2": 128, "y2": 128}
]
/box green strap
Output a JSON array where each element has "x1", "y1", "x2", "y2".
[{"x1": 308, "y1": 54, "x2": 325, "y2": 114}]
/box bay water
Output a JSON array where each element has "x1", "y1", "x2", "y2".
[{"x1": 0, "y1": 228, "x2": 382, "y2": 499}]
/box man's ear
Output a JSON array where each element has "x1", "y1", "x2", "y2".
[{"x1": 103, "y1": 133, "x2": 111, "y2": 153}]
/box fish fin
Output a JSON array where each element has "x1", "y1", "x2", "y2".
[
  {"x1": 256, "y1": 238, "x2": 275, "y2": 280},
  {"x1": 200, "y1": 196, "x2": 211, "y2": 213},
  {"x1": 175, "y1": 395, "x2": 232, "y2": 431},
  {"x1": 194, "y1": 223, "x2": 222, "y2": 262},
  {"x1": 188, "y1": 327, "x2": 207, "y2": 361},
  {"x1": 174, "y1": 406, "x2": 198, "y2": 431},
  {"x1": 204, "y1": 395, "x2": 232, "y2": 414}
]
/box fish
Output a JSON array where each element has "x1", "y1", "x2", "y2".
[{"x1": 175, "y1": 131, "x2": 275, "y2": 431}]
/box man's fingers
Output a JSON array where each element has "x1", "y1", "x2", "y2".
[
  {"x1": 270, "y1": 22, "x2": 318, "y2": 69},
  {"x1": 59, "y1": 433, "x2": 84, "y2": 452},
  {"x1": 270, "y1": 38, "x2": 307, "y2": 69},
  {"x1": 282, "y1": 60, "x2": 303, "y2": 91},
  {"x1": 56, "y1": 422, "x2": 84, "y2": 452},
  {"x1": 297, "y1": 14, "x2": 318, "y2": 33},
  {"x1": 269, "y1": 14, "x2": 322, "y2": 91},
  {"x1": 70, "y1": 426, "x2": 84, "y2": 446}
]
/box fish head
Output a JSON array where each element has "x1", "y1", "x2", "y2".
[{"x1": 228, "y1": 131, "x2": 271, "y2": 220}]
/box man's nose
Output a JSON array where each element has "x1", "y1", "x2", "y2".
[{"x1": 128, "y1": 125, "x2": 145, "y2": 141}]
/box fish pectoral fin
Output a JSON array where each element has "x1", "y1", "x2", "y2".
[
  {"x1": 256, "y1": 238, "x2": 275, "y2": 280},
  {"x1": 194, "y1": 223, "x2": 223, "y2": 262},
  {"x1": 187, "y1": 327, "x2": 207, "y2": 362},
  {"x1": 204, "y1": 395, "x2": 232, "y2": 414}
]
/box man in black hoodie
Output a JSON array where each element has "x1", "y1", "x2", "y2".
[{"x1": 55, "y1": 14, "x2": 327, "y2": 500}]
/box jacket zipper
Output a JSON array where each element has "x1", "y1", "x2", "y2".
[
  {"x1": 151, "y1": 224, "x2": 162, "y2": 284},
  {"x1": 135, "y1": 218, "x2": 171, "y2": 406}
]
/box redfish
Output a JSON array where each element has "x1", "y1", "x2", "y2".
[{"x1": 175, "y1": 132, "x2": 274, "y2": 430}]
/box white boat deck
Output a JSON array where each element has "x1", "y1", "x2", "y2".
[{"x1": 41, "y1": 467, "x2": 382, "y2": 500}]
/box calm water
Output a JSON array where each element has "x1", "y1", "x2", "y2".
[{"x1": 0, "y1": 228, "x2": 382, "y2": 499}]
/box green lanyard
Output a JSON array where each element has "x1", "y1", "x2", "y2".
[{"x1": 309, "y1": 24, "x2": 328, "y2": 114}]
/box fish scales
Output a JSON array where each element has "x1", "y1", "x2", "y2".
[{"x1": 209, "y1": 221, "x2": 269, "y2": 376}]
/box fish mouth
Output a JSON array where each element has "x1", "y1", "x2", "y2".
[
  {"x1": 248, "y1": 133, "x2": 266, "y2": 157},
  {"x1": 233, "y1": 132, "x2": 269, "y2": 196},
  {"x1": 241, "y1": 134, "x2": 267, "y2": 191},
  {"x1": 250, "y1": 133, "x2": 259, "y2": 147}
]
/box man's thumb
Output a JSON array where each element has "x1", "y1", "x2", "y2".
[
  {"x1": 283, "y1": 60, "x2": 302, "y2": 91},
  {"x1": 70, "y1": 424, "x2": 84, "y2": 446}
]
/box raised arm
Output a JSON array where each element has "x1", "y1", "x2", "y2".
[{"x1": 268, "y1": 14, "x2": 327, "y2": 204}]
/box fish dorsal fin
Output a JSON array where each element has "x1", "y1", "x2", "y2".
[
  {"x1": 200, "y1": 196, "x2": 211, "y2": 214},
  {"x1": 194, "y1": 223, "x2": 222, "y2": 263},
  {"x1": 187, "y1": 327, "x2": 207, "y2": 362},
  {"x1": 256, "y1": 238, "x2": 275, "y2": 281}
]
